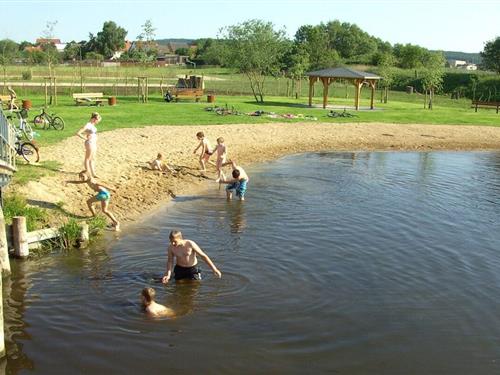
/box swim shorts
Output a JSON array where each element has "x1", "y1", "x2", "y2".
[
  {"x1": 174, "y1": 265, "x2": 202, "y2": 281},
  {"x1": 96, "y1": 189, "x2": 110, "y2": 201},
  {"x1": 226, "y1": 179, "x2": 248, "y2": 198}
]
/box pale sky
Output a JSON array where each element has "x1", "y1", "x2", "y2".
[{"x1": 0, "y1": 0, "x2": 499, "y2": 52}]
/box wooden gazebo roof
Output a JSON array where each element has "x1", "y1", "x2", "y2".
[{"x1": 306, "y1": 67, "x2": 381, "y2": 110}]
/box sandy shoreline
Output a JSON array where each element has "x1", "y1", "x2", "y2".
[{"x1": 12, "y1": 122, "x2": 500, "y2": 226}]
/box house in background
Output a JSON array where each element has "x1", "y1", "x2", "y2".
[
  {"x1": 447, "y1": 59, "x2": 467, "y2": 68},
  {"x1": 111, "y1": 40, "x2": 132, "y2": 60},
  {"x1": 36, "y1": 38, "x2": 66, "y2": 52}
]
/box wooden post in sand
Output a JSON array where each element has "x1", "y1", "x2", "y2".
[{"x1": 13, "y1": 216, "x2": 29, "y2": 258}]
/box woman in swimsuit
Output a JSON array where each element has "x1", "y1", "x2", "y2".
[{"x1": 76, "y1": 112, "x2": 101, "y2": 178}]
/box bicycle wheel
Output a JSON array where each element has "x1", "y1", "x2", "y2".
[
  {"x1": 22, "y1": 121, "x2": 34, "y2": 141},
  {"x1": 52, "y1": 116, "x2": 65, "y2": 130},
  {"x1": 33, "y1": 114, "x2": 45, "y2": 129},
  {"x1": 20, "y1": 142, "x2": 40, "y2": 163}
]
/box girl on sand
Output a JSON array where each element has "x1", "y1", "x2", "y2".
[{"x1": 76, "y1": 112, "x2": 101, "y2": 178}]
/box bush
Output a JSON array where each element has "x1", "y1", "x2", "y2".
[
  {"x1": 21, "y1": 70, "x2": 32, "y2": 80},
  {"x1": 3, "y1": 194, "x2": 48, "y2": 231}
]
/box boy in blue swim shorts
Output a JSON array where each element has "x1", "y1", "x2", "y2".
[
  {"x1": 66, "y1": 173, "x2": 120, "y2": 231},
  {"x1": 216, "y1": 160, "x2": 249, "y2": 201}
]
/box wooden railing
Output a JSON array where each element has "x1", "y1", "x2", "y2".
[{"x1": 0, "y1": 108, "x2": 17, "y2": 187}]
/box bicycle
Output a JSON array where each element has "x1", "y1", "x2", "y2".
[
  {"x1": 33, "y1": 108, "x2": 65, "y2": 130},
  {"x1": 7, "y1": 109, "x2": 35, "y2": 141},
  {"x1": 327, "y1": 109, "x2": 357, "y2": 118},
  {"x1": 15, "y1": 133, "x2": 40, "y2": 164}
]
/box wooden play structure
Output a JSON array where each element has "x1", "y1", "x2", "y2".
[
  {"x1": 171, "y1": 75, "x2": 204, "y2": 102},
  {"x1": 306, "y1": 68, "x2": 381, "y2": 110}
]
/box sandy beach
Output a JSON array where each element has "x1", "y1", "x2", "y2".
[{"x1": 12, "y1": 122, "x2": 500, "y2": 225}]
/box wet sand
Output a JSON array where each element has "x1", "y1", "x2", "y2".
[{"x1": 12, "y1": 122, "x2": 500, "y2": 225}]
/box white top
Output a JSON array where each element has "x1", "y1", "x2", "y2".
[{"x1": 83, "y1": 122, "x2": 97, "y2": 144}]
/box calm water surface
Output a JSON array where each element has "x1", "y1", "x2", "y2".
[{"x1": 3, "y1": 152, "x2": 500, "y2": 374}]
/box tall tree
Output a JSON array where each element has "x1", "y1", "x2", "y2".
[
  {"x1": 94, "y1": 21, "x2": 127, "y2": 58},
  {"x1": 481, "y1": 37, "x2": 500, "y2": 74},
  {"x1": 136, "y1": 19, "x2": 158, "y2": 61},
  {"x1": 294, "y1": 24, "x2": 341, "y2": 70},
  {"x1": 220, "y1": 20, "x2": 288, "y2": 103},
  {"x1": 0, "y1": 39, "x2": 18, "y2": 91},
  {"x1": 421, "y1": 52, "x2": 445, "y2": 109},
  {"x1": 282, "y1": 42, "x2": 310, "y2": 98}
]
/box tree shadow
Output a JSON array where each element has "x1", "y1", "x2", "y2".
[
  {"x1": 242, "y1": 101, "x2": 311, "y2": 109},
  {"x1": 26, "y1": 199, "x2": 88, "y2": 219}
]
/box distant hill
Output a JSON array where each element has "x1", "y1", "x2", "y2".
[
  {"x1": 439, "y1": 51, "x2": 482, "y2": 64},
  {"x1": 156, "y1": 38, "x2": 195, "y2": 46}
]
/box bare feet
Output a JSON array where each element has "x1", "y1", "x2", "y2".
[{"x1": 113, "y1": 222, "x2": 121, "y2": 232}]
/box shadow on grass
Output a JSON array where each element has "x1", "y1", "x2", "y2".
[{"x1": 27, "y1": 199, "x2": 88, "y2": 220}]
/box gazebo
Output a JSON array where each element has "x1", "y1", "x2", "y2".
[{"x1": 306, "y1": 67, "x2": 381, "y2": 110}]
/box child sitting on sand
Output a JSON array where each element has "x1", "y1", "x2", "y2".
[
  {"x1": 66, "y1": 173, "x2": 120, "y2": 231},
  {"x1": 141, "y1": 287, "x2": 175, "y2": 318},
  {"x1": 148, "y1": 152, "x2": 175, "y2": 174}
]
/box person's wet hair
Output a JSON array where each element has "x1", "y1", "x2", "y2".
[
  {"x1": 142, "y1": 287, "x2": 155, "y2": 304},
  {"x1": 232, "y1": 169, "x2": 240, "y2": 178},
  {"x1": 169, "y1": 230, "x2": 183, "y2": 241}
]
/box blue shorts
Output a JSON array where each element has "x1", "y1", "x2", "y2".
[
  {"x1": 226, "y1": 179, "x2": 247, "y2": 198},
  {"x1": 96, "y1": 189, "x2": 110, "y2": 201}
]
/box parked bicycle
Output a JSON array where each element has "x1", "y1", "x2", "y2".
[
  {"x1": 327, "y1": 109, "x2": 357, "y2": 118},
  {"x1": 15, "y1": 133, "x2": 39, "y2": 164},
  {"x1": 7, "y1": 109, "x2": 35, "y2": 141},
  {"x1": 33, "y1": 108, "x2": 65, "y2": 130}
]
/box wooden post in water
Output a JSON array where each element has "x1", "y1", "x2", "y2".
[
  {"x1": 78, "y1": 223, "x2": 89, "y2": 249},
  {"x1": 13, "y1": 216, "x2": 29, "y2": 258},
  {"x1": 0, "y1": 208, "x2": 10, "y2": 275}
]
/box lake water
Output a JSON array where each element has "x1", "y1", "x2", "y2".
[{"x1": 3, "y1": 152, "x2": 500, "y2": 374}]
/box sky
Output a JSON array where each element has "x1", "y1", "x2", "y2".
[{"x1": 0, "y1": 0, "x2": 499, "y2": 53}]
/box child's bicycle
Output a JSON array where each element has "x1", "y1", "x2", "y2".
[
  {"x1": 33, "y1": 108, "x2": 65, "y2": 130},
  {"x1": 7, "y1": 110, "x2": 35, "y2": 141},
  {"x1": 15, "y1": 133, "x2": 39, "y2": 164},
  {"x1": 327, "y1": 109, "x2": 357, "y2": 118}
]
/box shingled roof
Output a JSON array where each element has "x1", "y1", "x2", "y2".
[{"x1": 306, "y1": 67, "x2": 381, "y2": 80}]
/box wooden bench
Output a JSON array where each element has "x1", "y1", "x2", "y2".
[
  {"x1": 172, "y1": 88, "x2": 204, "y2": 102},
  {"x1": 73, "y1": 92, "x2": 104, "y2": 106},
  {"x1": 471, "y1": 100, "x2": 500, "y2": 114}
]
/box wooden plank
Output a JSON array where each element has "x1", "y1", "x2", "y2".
[
  {"x1": 72, "y1": 92, "x2": 104, "y2": 98},
  {"x1": 26, "y1": 227, "x2": 59, "y2": 243}
]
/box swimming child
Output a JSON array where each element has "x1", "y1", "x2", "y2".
[
  {"x1": 141, "y1": 287, "x2": 175, "y2": 318},
  {"x1": 193, "y1": 131, "x2": 214, "y2": 173},
  {"x1": 148, "y1": 152, "x2": 175, "y2": 174},
  {"x1": 66, "y1": 173, "x2": 120, "y2": 231},
  {"x1": 217, "y1": 160, "x2": 249, "y2": 201},
  {"x1": 161, "y1": 230, "x2": 222, "y2": 284},
  {"x1": 213, "y1": 137, "x2": 227, "y2": 180}
]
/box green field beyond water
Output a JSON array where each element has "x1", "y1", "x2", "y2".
[{"x1": 9, "y1": 93, "x2": 500, "y2": 147}]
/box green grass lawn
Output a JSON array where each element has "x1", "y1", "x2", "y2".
[{"x1": 13, "y1": 92, "x2": 498, "y2": 147}]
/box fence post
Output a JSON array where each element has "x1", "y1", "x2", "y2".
[
  {"x1": 12, "y1": 216, "x2": 29, "y2": 258},
  {"x1": 0, "y1": 207, "x2": 10, "y2": 275},
  {"x1": 78, "y1": 223, "x2": 89, "y2": 249}
]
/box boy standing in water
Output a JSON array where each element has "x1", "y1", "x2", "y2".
[
  {"x1": 162, "y1": 230, "x2": 222, "y2": 284},
  {"x1": 193, "y1": 131, "x2": 213, "y2": 173},
  {"x1": 217, "y1": 160, "x2": 249, "y2": 201}
]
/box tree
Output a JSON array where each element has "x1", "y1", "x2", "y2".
[
  {"x1": 420, "y1": 52, "x2": 445, "y2": 109},
  {"x1": 136, "y1": 19, "x2": 158, "y2": 60},
  {"x1": 282, "y1": 42, "x2": 310, "y2": 98},
  {"x1": 94, "y1": 21, "x2": 127, "y2": 58},
  {"x1": 481, "y1": 37, "x2": 500, "y2": 74},
  {"x1": 195, "y1": 38, "x2": 225, "y2": 65},
  {"x1": 0, "y1": 39, "x2": 18, "y2": 91},
  {"x1": 220, "y1": 20, "x2": 288, "y2": 103},
  {"x1": 39, "y1": 21, "x2": 60, "y2": 76},
  {"x1": 294, "y1": 24, "x2": 341, "y2": 70},
  {"x1": 63, "y1": 41, "x2": 82, "y2": 61}
]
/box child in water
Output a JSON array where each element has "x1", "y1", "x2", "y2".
[
  {"x1": 217, "y1": 160, "x2": 249, "y2": 201},
  {"x1": 148, "y1": 152, "x2": 175, "y2": 174},
  {"x1": 141, "y1": 287, "x2": 175, "y2": 318},
  {"x1": 66, "y1": 173, "x2": 120, "y2": 231}
]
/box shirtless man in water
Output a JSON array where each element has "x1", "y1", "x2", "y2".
[{"x1": 162, "y1": 230, "x2": 222, "y2": 283}]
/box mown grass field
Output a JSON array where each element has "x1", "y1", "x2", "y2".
[{"x1": 7, "y1": 90, "x2": 497, "y2": 148}]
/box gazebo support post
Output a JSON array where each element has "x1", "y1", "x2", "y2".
[
  {"x1": 321, "y1": 77, "x2": 329, "y2": 109},
  {"x1": 369, "y1": 80, "x2": 376, "y2": 110},
  {"x1": 354, "y1": 79, "x2": 362, "y2": 110},
  {"x1": 308, "y1": 77, "x2": 316, "y2": 107}
]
